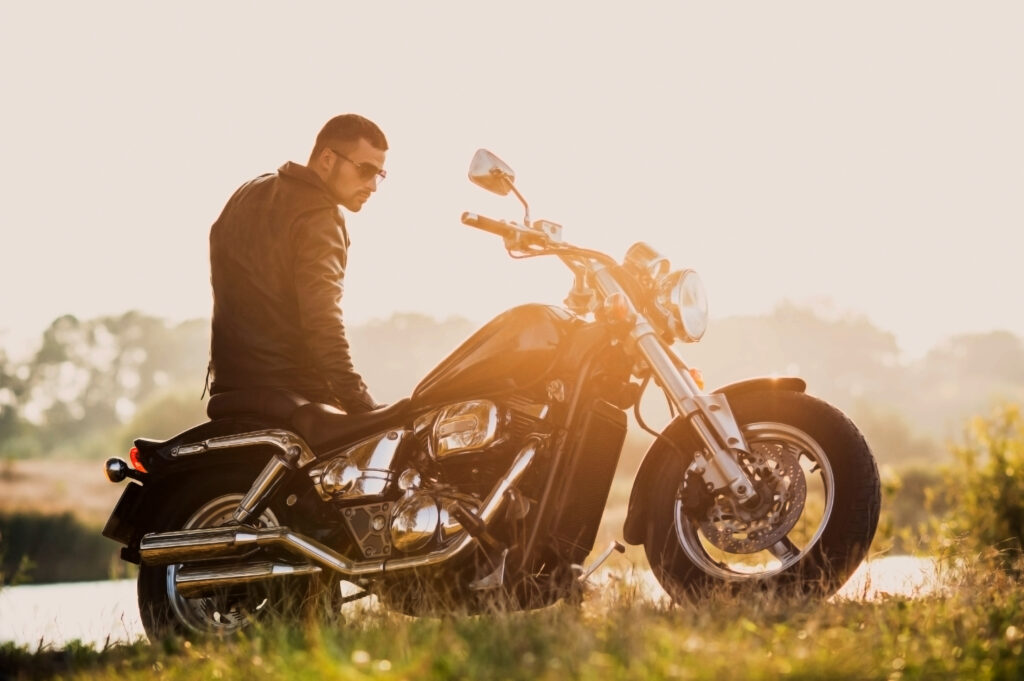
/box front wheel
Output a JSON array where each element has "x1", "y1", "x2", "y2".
[{"x1": 644, "y1": 390, "x2": 880, "y2": 601}]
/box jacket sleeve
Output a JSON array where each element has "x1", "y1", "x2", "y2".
[{"x1": 291, "y1": 210, "x2": 378, "y2": 414}]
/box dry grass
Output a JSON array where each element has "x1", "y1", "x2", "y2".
[{"x1": 0, "y1": 459, "x2": 120, "y2": 528}]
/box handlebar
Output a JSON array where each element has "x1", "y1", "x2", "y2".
[
  {"x1": 461, "y1": 211, "x2": 620, "y2": 271},
  {"x1": 461, "y1": 212, "x2": 519, "y2": 239}
]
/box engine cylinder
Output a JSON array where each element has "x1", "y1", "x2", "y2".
[
  {"x1": 390, "y1": 493, "x2": 441, "y2": 552},
  {"x1": 314, "y1": 429, "x2": 406, "y2": 501}
]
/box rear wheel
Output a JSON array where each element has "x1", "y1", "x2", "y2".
[
  {"x1": 137, "y1": 470, "x2": 326, "y2": 639},
  {"x1": 644, "y1": 390, "x2": 880, "y2": 601}
]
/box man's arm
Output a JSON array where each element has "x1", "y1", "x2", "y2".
[{"x1": 292, "y1": 211, "x2": 378, "y2": 414}]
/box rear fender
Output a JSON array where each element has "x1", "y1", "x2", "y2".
[
  {"x1": 621, "y1": 377, "x2": 806, "y2": 545},
  {"x1": 103, "y1": 420, "x2": 293, "y2": 561}
]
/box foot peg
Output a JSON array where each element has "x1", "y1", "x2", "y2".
[
  {"x1": 469, "y1": 548, "x2": 509, "y2": 591},
  {"x1": 572, "y1": 540, "x2": 625, "y2": 583}
]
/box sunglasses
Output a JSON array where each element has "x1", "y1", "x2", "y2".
[{"x1": 330, "y1": 148, "x2": 387, "y2": 184}]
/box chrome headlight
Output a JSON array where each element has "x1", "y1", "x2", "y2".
[{"x1": 657, "y1": 269, "x2": 709, "y2": 342}]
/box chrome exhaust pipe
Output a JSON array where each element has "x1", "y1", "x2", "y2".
[
  {"x1": 140, "y1": 438, "x2": 540, "y2": 577},
  {"x1": 141, "y1": 526, "x2": 264, "y2": 563},
  {"x1": 175, "y1": 561, "x2": 322, "y2": 598}
]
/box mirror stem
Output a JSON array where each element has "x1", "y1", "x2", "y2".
[{"x1": 506, "y1": 181, "x2": 531, "y2": 227}]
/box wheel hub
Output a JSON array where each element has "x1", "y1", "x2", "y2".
[{"x1": 696, "y1": 441, "x2": 807, "y2": 554}]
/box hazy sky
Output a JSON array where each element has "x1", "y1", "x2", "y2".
[{"x1": 1, "y1": 2, "x2": 1021, "y2": 360}]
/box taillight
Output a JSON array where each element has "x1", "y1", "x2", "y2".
[{"x1": 129, "y1": 446, "x2": 148, "y2": 473}]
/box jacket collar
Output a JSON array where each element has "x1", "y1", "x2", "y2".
[
  {"x1": 278, "y1": 161, "x2": 332, "y2": 192},
  {"x1": 278, "y1": 162, "x2": 348, "y2": 239}
]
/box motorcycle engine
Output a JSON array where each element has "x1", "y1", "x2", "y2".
[
  {"x1": 388, "y1": 470, "x2": 477, "y2": 552},
  {"x1": 309, "y1": 398, "x2": 547, "y2": 559},
  {"x1": 308, "y1": 428, "x2": 407, "y2": 502}
]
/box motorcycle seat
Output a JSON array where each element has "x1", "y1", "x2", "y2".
[
  {"x1": 291, "y1": 398, "x2": 412, "y2": 451},
  {"x1": 206, "y1": 388, "x2": 311, "y2": 423}
]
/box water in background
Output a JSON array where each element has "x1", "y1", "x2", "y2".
[{"x1": 0, "y1": 557, "x2": 942, "y2": 649}]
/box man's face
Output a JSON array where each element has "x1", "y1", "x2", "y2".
[{"x1": 325, "y1": 137, "x2": 387, "y2": 212}]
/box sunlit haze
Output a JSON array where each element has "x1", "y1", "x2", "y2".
[{"x1": 1, "y1": 2, "x2": 1021, "y2": 360}]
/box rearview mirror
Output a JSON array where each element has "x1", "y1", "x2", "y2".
[{"x1": 468, "y1": 149, "x2": 516, "y2": 196}]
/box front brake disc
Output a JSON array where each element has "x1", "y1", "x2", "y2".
[{"x1": 698, "y1": 442, "x2": 807, "y2": 554}]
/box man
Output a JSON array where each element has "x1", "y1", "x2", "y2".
[{"x1": 207, "y1": 114, "x2": 387, "y2": 414}]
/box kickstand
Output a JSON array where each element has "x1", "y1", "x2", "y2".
[{"x1": 571, "y1": 540, "x2": 626, "y2": 583}]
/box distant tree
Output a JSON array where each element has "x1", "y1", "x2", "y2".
[
  {"x1": 4, "y1": 306, "x2": 1024, "y2": 467},
  {"x1": 849, "y1": 400, "x2": 940, "y2": 465},
  {"x1": 686, "y1": 301, "x2": 906, "y2": 410},
  {"x1": 15, "y1": 312, "x2": 208, "y2": 451},
  {"x1": 910, "y1": 332, "x2": 1024, "y2": 435},
  {"x1": 922, "y1": 331, "x2": 1024, "y2": 383}
]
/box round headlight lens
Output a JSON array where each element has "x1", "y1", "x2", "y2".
[{"x1": 658, "y1": 269, "x2": 708, "y2": 342}]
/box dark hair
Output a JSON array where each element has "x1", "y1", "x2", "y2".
[{"x1": 312, "y1": 114, "x2": 388, "y2": 157}]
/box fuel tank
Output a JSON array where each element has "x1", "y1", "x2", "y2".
[{"x1": 412, "y1": 304, "x2": 580, "y2": 406}]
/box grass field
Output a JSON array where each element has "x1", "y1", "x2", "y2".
[{"x1": 1, "y1": 553, "x2": 1022, "y2": 681}]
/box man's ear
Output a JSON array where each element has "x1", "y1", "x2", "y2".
[{"x1": 314, "y1": 147, "x2": 331, "y2": 170}]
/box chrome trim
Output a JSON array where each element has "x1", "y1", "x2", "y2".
[
  {"x1": 390, "y1": 493, "x2": 440, "y2": 552},
  {"x1": 233, "y1": 456, "x2": 291, "y2": 524},
  {"x1": 140, "y1": 437, "x2": 541, "y2": 578},
  {"x1": 313, "y1": 430, "x2": 406, "y2": 501},
  {"x1": 174, "y1": 561, "x2": 322, "y2": 599},
  {"x1": 624, "y1": 242, "x2": 671, "y2": 283},
  {"x1": 172, "y1": 429, "x2": 316, "y2": 468},
  {"x1": 141, "y1": 526, "x2": 263, "y2": 563},
  {"x1": 432, "y1": 400, "x2": 501, "y2": 459}
]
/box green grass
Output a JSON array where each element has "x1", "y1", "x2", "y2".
[{"x1": 2, "y1": 556, "x2": 1023, "y2": 681}]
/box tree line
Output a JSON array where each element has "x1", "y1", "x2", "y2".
[{"x1": 1, "y1": 304, "x2": 1022, "y2": 465}]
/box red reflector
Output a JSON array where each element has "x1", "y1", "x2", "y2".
[{"x1": 129, "y1": 446, "x2": 148, "y2": 473}]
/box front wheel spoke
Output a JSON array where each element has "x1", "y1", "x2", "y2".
[{"x1": 769, "y1": 536, "x2": 801, "y2": 563}]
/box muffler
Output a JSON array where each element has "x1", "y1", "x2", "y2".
[
  {"x1": 174, "y1": 561, "x2": 322, "y2": 598},
  {"x1": 139, "y1": 438, "x2": 539, "y2": 578}
]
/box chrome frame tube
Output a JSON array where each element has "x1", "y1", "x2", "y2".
[
  {"x1": 232, "y1": 457, "x2": 291, "y2": 524},
  {"x1": 172, "y1": 429, "x2": 316, "y2": 468}
]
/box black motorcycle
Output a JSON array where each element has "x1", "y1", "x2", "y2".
[{"x1": 102, "y1": 149, "x2": 880, "y2": 638}]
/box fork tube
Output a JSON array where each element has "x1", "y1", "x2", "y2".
[{"x1": 591, "y1": 266, "x2": 757, "y2": 503}]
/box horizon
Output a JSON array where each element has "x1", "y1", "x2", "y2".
[{"x1": 1, "y1": 296, "x2": 1018, "y2": 366}]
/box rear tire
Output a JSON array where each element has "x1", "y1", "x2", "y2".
[
  {"x1": 643, "y1": 390, "x2": 880, "y2": 601},
  {"x1": 137, "y1": 469, "x2": 326, "y2": 639}
]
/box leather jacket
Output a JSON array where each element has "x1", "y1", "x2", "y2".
[{"x1": 208, "y1": 161, "x2": 377, "y2": 414}]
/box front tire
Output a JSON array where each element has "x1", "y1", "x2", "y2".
[
  {"x1": 137, "y1": 469, "x2": 323, "y2": 639},
  {"x1": 644, "y1": 390, "x2": 880, "y2": 601}
]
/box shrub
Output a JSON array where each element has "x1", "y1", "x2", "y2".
[
  {"x1": 0, "y1": 511, "x2": 125, "y2": 584},
  {"x1": 873, "y1": 464, "x2": 949, "y2": 555},
  {"x1": 944, "y1": 403, "x2": 1024, "y2": 567}
]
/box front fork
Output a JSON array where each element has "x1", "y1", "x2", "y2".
[
  {"x1": 634, "y1": 334, "x2": 758, "y2": 504},
  {"x1": 593, "y1": 270, "x2": 758, "y2": 505}
]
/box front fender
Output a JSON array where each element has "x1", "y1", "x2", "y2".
[{"x1": 621, "y1": 376, "x2": 806, "y2": 545}]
